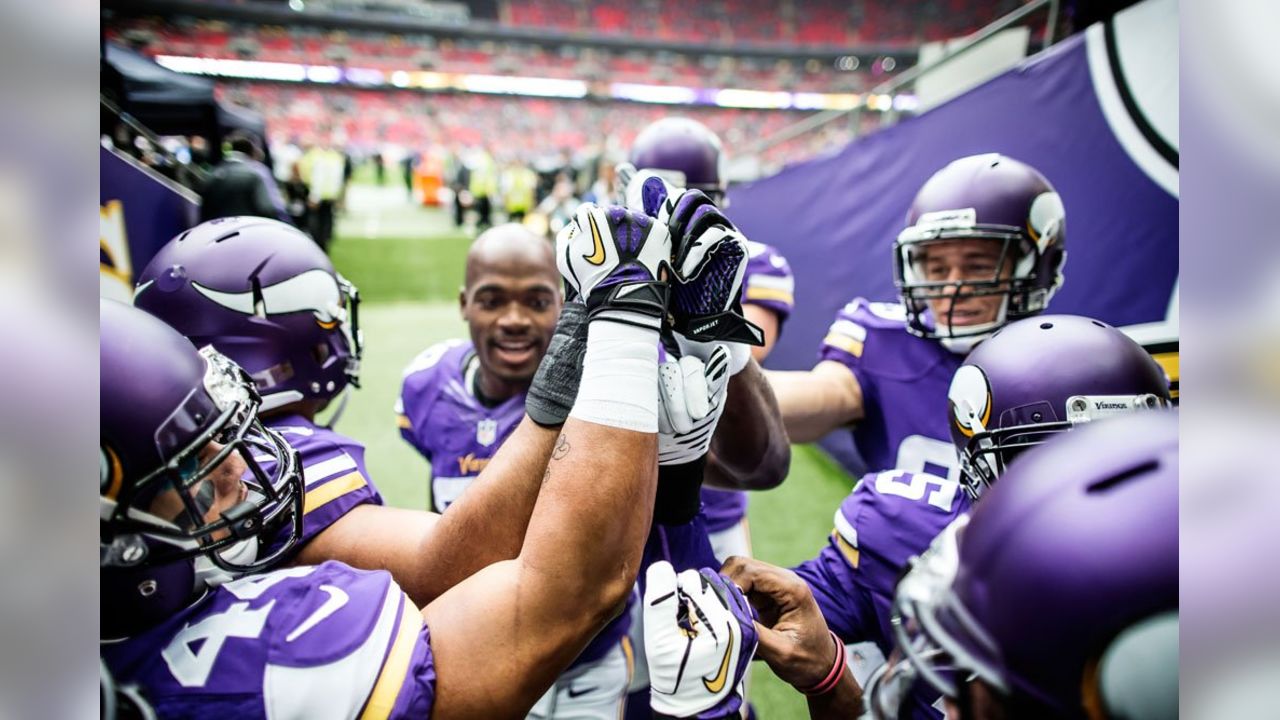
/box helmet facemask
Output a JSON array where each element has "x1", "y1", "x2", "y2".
[
  {"x1": 956, "y1": 393, "x2": 1169, "y2": 500},
  {"x1": 101, "y1": 347, "x2": 304, "y2": 579},
  {"x1": 895, "y1": 218, "x2": 1063, "y2": 353}
]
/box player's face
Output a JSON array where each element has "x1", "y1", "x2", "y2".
[
  {"x1": 919, "y1": 238, "x2": 1012, "y2": 328},
  {"x1": 462, "y1": 266, "x2": 561, "y2": 388},
  {"x1": 147, "y1": 441, "x2": 250, "y2": 540}
]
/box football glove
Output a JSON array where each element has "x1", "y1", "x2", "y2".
[
  {"x1": 644, "y1": 561, "x2": 758, "y2": 719},
  {"x1": 622, "y1": 177, "x2": 761, "y2": 371},
  {"x1": 654, "y1": 339, "x2": 729, "y2": 524},
  {"x1": 659, "y1": 190, "x2": 763, "y2": 352},
  {"x1": 555, "y1": 203, "x2": 672, "y2": 331},
  {"x1": 657, "y1": 342, "x2": 730, "y2": 465}
]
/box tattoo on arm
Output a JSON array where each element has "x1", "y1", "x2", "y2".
[{"x1": 552, "y1": 434, "x2": 571, "y2": 460}]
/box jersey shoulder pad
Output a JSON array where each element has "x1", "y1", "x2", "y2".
[
  {"x1": 249, "y1": 563, "x2": 409, "y2": 665},
  {"x1": 819, "y1": 298, "x2": 947, "y2": 379},
  {"x1": 818, "y1": 298, "x2": 904, "y2": 364},
  {"x1": 401, "y1": 339, "x2": 471, "y2": 383},
  {"x1": 399, "y1": 339, "x2": 472, "y2": 431},
  {"x1": 835, "y1": 470, "x2": 967, "y2": 568},
  {"x1": 235, "y1": 563, "x2": 421, "y2": 719}
]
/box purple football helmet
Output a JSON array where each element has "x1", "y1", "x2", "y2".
[
  {"x1": 868, "y1": 410, "x2": 1177, "y2": 719},
  {"x1": 133, "y1": 216, "x2": 362, "y2": 413},
  {"x1": 630, "y1": 117, "x2": 727, "y2": 203},
  {"x1": 100, "y1": 300, "x2": 302, "y2": 638},
  {"x1": 947, "y1": 314, "x2": 1170, "y2": 499},
  {"x1": 893, "y1": 154, "x2": 1067, "y2": 350}
]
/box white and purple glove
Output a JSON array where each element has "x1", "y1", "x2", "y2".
[
  {"x1": 658, "y1": 343, "x2": 731, "y2": 466},
  {"x1": 619, "y1": 171, "x2": 761, "y2": 374},
  {"x1": 555, "y1": 203, "x2": 672, "y2": 331},
  {"x1": 644, "y1": 561, "x2": 758, "y2": 719}
]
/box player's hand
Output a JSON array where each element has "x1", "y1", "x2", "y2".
[
  {"x1": 644, "y1": 561, "x2": 758, "y2": 719},
  {"x1": 555, "y1": 203, "x2": 672, "y2": 329},
  {"x1": 658, "y1": 343, "x2": 730, "y2": 465},
  {"x1": 616, "y1": 162, "x2": 682, "y2": 217},
  {"x1": 720, "y1": 556, "x2": 843, "y2": 692}
]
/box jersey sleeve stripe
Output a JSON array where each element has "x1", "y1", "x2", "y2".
[
  {"x1": 746, "y1": 273, "x2": 795, "y2": 292},
  {"x1": 833, "y1": 509, "x2": 859, "y2": 548},
  {"x1": 303, "y1": 453, "x2": 359, "y2": 487},
  {"x1": 304, "y1": 471, "x2": 369, "y2": 515},
  {"x1": 358, "y1": 592, "x2": 423, "y2": 720},
  {"x1": 831, "y1": 531, "x2": 861, "y2": 569},
  {"x1": 745, "y1": 287, "x2": 795, "y2": 305},
  {"x1": 396, "y1": 413, "x2": 412, "y2": 430},
  {"x1": 828, "y1": 319, "x2": 867, "y2": 342},
  {"x1": 822, "y1": 333, "x2": 864, "y2": 358}
]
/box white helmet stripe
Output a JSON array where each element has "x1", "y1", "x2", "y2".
[{"x1": 192, "y1": 269, "x2": 342, "y2": 322}]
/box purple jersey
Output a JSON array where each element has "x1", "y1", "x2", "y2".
[
  {"x1": 700, "y1": 241, "x2": 797, "y2": 532},
  {"x1": 818, "y1": 298, "x2": 963, "y2": 479},
  {"x1": 263, "y1": 413, "x2": 384, "y2": 556},
  {"x1": 793, "y1": 470, "x2": 971, "y2": 719},
  {"x1": 397, "y1": 338, "x2": 630, "y2": 666},
  {"x1": 396, "y1": 340, "x2": 525, "y2": 513},
  {"x1": 740, "y1": 240, "x2": 795, "y2": 323},
  {"x1": 102, "y1": 561, "x2": 435, "y2": 719}
]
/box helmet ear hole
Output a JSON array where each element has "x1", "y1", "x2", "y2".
[{"x1": 311, "y1": 343, "x2": 331, "y2": 364}]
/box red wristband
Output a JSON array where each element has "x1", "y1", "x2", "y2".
[{"x1": 799, "y1": 631, "x2": 847, "y2": 696}]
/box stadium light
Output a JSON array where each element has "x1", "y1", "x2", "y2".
[
  {"x1": 610, "y1": 83, "x2": 699, "y2": 105},
  {"x1": 714, "y1": 88, "x2": 793, "y2": 110},
  {"x1": 460, "y1": 74, "x2": 587, "y2": 98}
]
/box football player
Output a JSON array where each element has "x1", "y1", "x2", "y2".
[
  {"x1": 398, "y1": 224, "x2": 561, "y2": 513},
  {"x1": 629, "y1": 116, "x2": 797, "y2": 564},
  {"x1": 866, "y1": 411, "x2": 1177, "y2": 720},
  {"x1": 101, "y1": 202, "x2": 717, "y2": 717},
  {"x1": 767, "y1": 153, "x2": 1067, "y2": 483},
  {"x1": 396, "y1": 223, "x2": 633, "y2": 719},
  {"x1": 726, "y1": 315, "x2": 1172, "y2": 719}
]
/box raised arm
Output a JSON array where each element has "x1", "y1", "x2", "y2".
[
  {"x1": 766, "y1": 360, "x2": 865, "y2": 443},
  {"x1": 294, "y1": 304, "x2": 587, "y2": 606},
  {"x1": 704, "y1": 358, "x2": 791, "y2": 491},
  {"x1": 423, "y1": 204, "x2": 674, "y2": 718}
]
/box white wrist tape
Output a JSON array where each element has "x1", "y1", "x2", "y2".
[{"x1": 570, "y1": 321, "x2": 659, "y2": 433}]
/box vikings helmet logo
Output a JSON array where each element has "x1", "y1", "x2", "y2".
[
  {"x1": 185, "y1": 269, "x2": 347, "y2": 327},
  {"x1": 949, "y1": 365, "x2": 992, "y2": 438}
]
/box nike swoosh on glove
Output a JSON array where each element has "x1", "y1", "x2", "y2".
[
  {"x1": 555, "y1": 203, "x2": 673, "y2": 330},
  {"x1": 644, "y1": 561, "x2": 758, "y2": 719}
]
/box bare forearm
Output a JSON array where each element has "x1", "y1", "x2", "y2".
[
  {"x1": 705, "y1": 359, "x2": 790, "y2": 490},
  {"x1": 766, "y1": 363, "x2": 863, "y2": 443},
  {"x1": 521, "y1": 418, "x2": 657, "y2": 608}
]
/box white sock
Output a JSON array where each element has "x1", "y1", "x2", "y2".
[{"x1": 570, "y1": 321, "x2": 659, "y2": 433}]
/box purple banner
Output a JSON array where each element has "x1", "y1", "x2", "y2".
[
  {"x1": 728, "y1": 29, "x2": 1178, "y2": 374},
  {"x1": 100, "y1": 145, "x2": 199, "y2": 302}
]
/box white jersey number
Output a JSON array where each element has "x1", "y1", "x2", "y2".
[
  {"x1": 162, "y1": 600, "x2": 275, "y2": 687},
  {"x1": 161, "y1": 567, "x2": 317, "y2": 687},
  {"x1": 894, "y1": 434, "x2": 960, "y2": 482},
  {"x1": 874, "y1": 470, "x2": 960, "y2": 512}
]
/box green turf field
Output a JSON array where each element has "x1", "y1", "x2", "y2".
[{"x1": 329, "y1": 183, "x2": 856, "y2": 719}]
